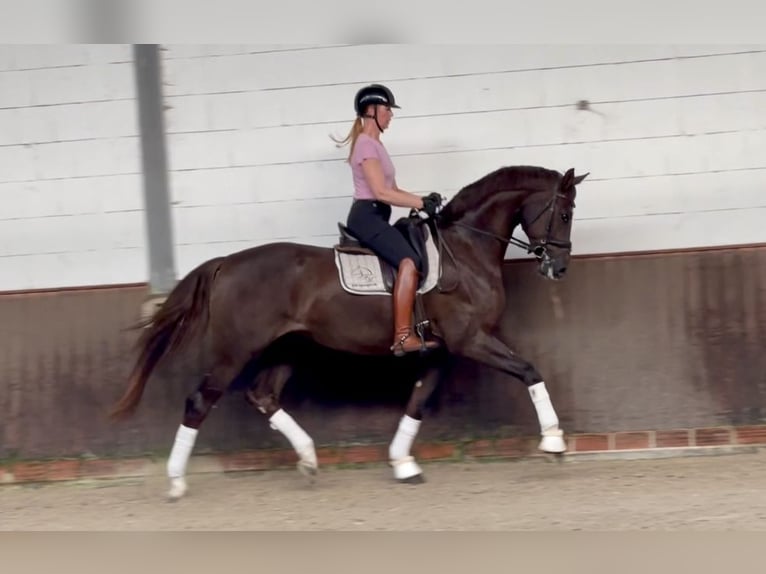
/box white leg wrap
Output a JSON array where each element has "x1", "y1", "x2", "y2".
[
  {"x1": 528, "y1": 382, "x2": 567, "y2": 453},
  {"x1": 389, "y1": 415, "x2": 423, "y2": 481},
  {"x1": 528, "y1": 382, "x2": 559, "y2": 432},
  {"x1": 389, "y1": 415, "x2": 421, "y2": 461},
  {"x1": 167, "y1": 424, "x2": 198, "y2": 479},
  {"x1": 269, "y1": 409, "x2": 317, "y2": 468}
]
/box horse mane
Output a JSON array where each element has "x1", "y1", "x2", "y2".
[{"x1": 437, "y1": 165, "x2": 561, "y2": 225}]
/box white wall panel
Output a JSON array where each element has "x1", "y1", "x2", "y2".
[
  {"x1": 0, "y1": 175, "x2": 143, "y2": 219},
  {"x1": 0, "y1": 45, "x2": 144, "y2": 292},
  {"x1": 172, "y1": 197, "x2": 350, "y2": 246},
  {"x1": 0, "y1": 211, "x2": 144, "y2": 257},
  {"x1": 161, "y1": 45, "x2": 325, "y2": 60},
  {"x1": 0, "y1": 69, "x2": 33, "y2": 108},
  {"x1": 170, "y1": 94, "x2": 762, "y2": 174},
  {"x1": 22, "y1": 137, "x2": 141, "y2": 180},
  {"x1": 163, "y1": 51, "x2": 766, "y2": 135},
  {"x1": 161, "y1": 45, "x2": 766, "y2": 276},
  {"x1": 2, "y1": 248, "x2": 145, "y2": 292},
  {"x1": 3, "y1": 45, "x2": 766, "y2": 292},
  {"x1": 575, "y1": 170, "x2": 766, "y2": 219},
  {"x1": 569, "y1": 207, "x2": 766, "y2": 256},
  {"x1": 162, "y1": 45, "x2": 691, "y2": 97},
  {"x1": 169, "y1": 162, "x2": 356, "y2": 206},
  {"x1": 165, "y1": 129, "x2": 763, "y2": 204},
  {"x1": 0, "y1": 45, "x2": 131, "y2": 71}
]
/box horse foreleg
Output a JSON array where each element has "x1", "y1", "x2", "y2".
[
  {"x1": 459, "y1": 331, "x2": 567, "y2": 454},
  {"x1": 389, "y1": 366, "x2": 442, "y2": 484},
  {"x1": 167, "y1": 372, "x2": 226, "y2": 501},
  {"x1": 245, "y1": 364, "x2": 318, "y2": 479}
]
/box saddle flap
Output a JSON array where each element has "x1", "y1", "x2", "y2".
[{"x1": 393, "y1": 216, "x2": 430, "y2": 279}]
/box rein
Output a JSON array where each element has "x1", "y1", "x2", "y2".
[{"x1": 452, "y1": 221, "x2": 532, "y2": 251}]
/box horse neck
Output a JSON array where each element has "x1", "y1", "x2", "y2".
[{"x1": 440, "y1": 187, "x2": 531, "y2": 260}]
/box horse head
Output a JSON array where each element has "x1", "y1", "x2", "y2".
[
  {"x1": 436, "y1": 165, "x2": 589, "y2": 281},
  {"x1": 517, "y1": 167, "x2": 588, "y2": 280}
]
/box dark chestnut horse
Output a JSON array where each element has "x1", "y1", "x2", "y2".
[{"x1": 110, "y1": 164, "x2": 588, "y2": 500}]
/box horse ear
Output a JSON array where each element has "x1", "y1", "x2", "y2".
[
  {"x1": 560, "y1": 168, "x2": 575, "y2": 189},
  {"x1": 573, "y1": 172, "x2": 589, "y2": 186}
]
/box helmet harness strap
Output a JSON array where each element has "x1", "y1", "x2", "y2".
[{"x1": 363, "y1": 105, "x2": 385, "y2": 133}]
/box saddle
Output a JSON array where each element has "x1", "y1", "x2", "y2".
[{"x1": 334, "y1": 215, "x2": 432, "y2": 293}]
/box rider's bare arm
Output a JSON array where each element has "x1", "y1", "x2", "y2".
[{"x1": 361, "y1": 158, "x2": 424, "y2": 210}]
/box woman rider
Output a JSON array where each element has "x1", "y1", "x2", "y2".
[{"x1": 332, "y1": 83, "x2": 441, "y2": 355}]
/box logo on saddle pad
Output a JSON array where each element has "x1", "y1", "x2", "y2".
[{"x1": 333, "y1": 219, "x2": 441, "y2": 296}]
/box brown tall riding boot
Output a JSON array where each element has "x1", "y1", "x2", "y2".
[{"x1": 390, "y1": 258, "x2": 439, "y2": 356}]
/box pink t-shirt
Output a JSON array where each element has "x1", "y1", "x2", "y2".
[{"x1": 350, "y1": 133, "x2": 395, "y2": 200}]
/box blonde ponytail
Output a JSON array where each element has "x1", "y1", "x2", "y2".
[{"x1": 330, "y1": 117, "x2": 363, "y2": 162}]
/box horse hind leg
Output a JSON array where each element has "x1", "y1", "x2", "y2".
[
  {"x1": 166, "y1": 364, "x2": 235, "y2": 501},
  {"x1": 389, "y1": 365, "x2": 442, "y2": 484},
  {"x1": 245, "y1": 364, "x2": 318, "y2": 480}
]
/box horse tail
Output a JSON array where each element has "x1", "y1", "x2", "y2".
[{"x1": 109, "y1": 257, "x2": 225, "y2": 420}]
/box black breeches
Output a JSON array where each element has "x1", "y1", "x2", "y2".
[{"x1": 346, "y1": 199, "x2": 423, "y2": 273}]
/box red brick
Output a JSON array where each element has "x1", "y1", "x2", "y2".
[
  {"x1": 341, "y1": 445, "x2": 386, "y2": 464},
  {"x1": 316, "y1": 448, "x2": 343, "y2": 465},
  {"x1": 735, "y1": 426, "x2": 766, "y2": 445},
  {"x1": 46, "y1": 460, "x2": 82, "y2": 482},
  {"x1": 522, "y1": 436, "x2": 544, "y2": 453},
  {"x1": 572, "y1": 434, "x2": 609, "y2": 452},
  {"x1": 266, "y1": 449, "x2": 298, "y2": 467},
  {"x1": 656, "y1": 430, "x2": 691, "y2": 448},
  {"x1": 414, "y1": 442, "x2": 456, "y2": 460},
  {"x1": 11, "y1": 462, "x2": 50, "y2": 483},
  {"x1": 464, "y1": 439, "x2": 496, "y2": 458},
  {"x1": 695, "y1": 427, "x2": 733, "y2": 446},
  {"x1": 220, "y1": 451, "x2": 274, "y2": 471},
  {"x1": 494, "y1": 437, "x2": 527, "y2": 458},
  {"x1": 112, "y1": 458, "x2": 150, "y2": 477},
  {"x1": 11, "y1": 425, "x2": 766, "y2": 486},
  {"x1": 614, "y1": 431, "x2": 651, "y2": 450},
  {"x1": 79, "y1": 459, "x2": 120, "y2": 478}
]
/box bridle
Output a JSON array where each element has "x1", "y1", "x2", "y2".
[
  {"x1": 453, "y1": 187, "x2": 572, "y2": 254},
  {"x1": 429, "y1": 186, "x2": 573, "y2": 292}
]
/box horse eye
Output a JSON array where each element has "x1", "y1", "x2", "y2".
[{"x1": 561, "y1": 213, "x2": 570, "y2": 223}]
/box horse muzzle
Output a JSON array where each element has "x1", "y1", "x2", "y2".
[{"x1": 537, "y1": 249, "x2": 569, "y2": 280}]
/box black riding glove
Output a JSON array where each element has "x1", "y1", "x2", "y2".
[{"x1": 420, "y1": 193, "x2": 442, "y2": 217}]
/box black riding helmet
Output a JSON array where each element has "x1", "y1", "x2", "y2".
[{"x1": 354, "y1": 84, "x2": 400, "y2": 132}]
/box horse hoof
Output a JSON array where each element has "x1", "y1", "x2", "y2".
[
  {"x1": 539, "y1": 434, "x2": 567, "y2": 454},
  {"x1": 398, "y1": 473, "x2": 426, "y2": 485},
  {"x1": 391, "y1": 456, "x2": 424, "y2": 484},
  {"x1": 167, "y1": 477, "x2": 187, "y2": 501},
  {"x1": 297, "y1": 460, "x2": 318, "y2": 480}
]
